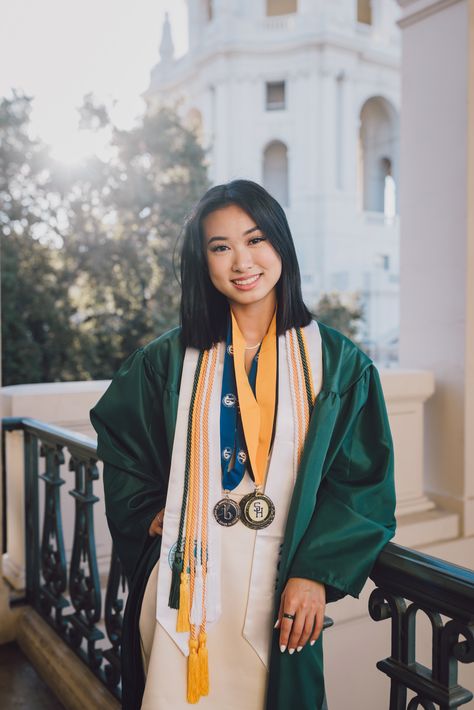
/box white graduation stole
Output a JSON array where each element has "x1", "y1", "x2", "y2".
[{"x1": 155, "y1": 321, "x2": 323, "y2": 666}]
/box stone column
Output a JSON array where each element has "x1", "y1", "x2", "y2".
[
  {"x1": 397, "y1": 0, "x2": 474, "y2": 536},
  {"x1": 2, "y1": 431, "x2": 26, "y2": 589}
]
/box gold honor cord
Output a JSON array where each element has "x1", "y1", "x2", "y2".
[{"x1": 230, "y1": 310, "x2": 277, "y2": 489}]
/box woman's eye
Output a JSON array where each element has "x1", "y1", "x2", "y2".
[
  {"x1": 249, "y1": 236, "x2": 266, "y2": 245},
  {"x1": 210, "y1": 244, "x2": 229, "y2": 253}
]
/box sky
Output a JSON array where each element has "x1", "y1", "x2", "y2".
[{"x1": 0, "y1": 0, "x2": 188, "y2": 162}]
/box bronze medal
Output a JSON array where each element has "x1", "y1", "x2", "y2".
[
  {"x1": 213, "y1": 497, "x2": 241, "y2": 527},
  {"x1": 240, "y1": 491, "x2": 275, "y2": 530}
]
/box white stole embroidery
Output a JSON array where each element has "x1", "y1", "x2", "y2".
[{"x1": 155, "y1": 321, "x2": 322, "y2": 665}]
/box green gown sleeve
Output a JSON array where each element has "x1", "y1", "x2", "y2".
[
  {"x1": 89, "y1": 347, "x2": 172, "y2": 582},
  {"x1": 288, "y1": 363, "x2": 396, "y2": 602}
]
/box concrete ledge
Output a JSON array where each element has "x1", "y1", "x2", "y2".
[
  {"x1": 2, "y1": 553, "x2": 25, "y2": 591},
  {"x1": 16, "y1": 607, "x2": 120, "y2": 710},
  {"x1": 393, "y1": 507, "x2": 460, "y2": 547}
]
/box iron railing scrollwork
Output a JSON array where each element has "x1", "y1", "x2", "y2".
[
  {"x1": 39, "y1": 441, "x2": 68, "y2": 629},
  {"x1": 103, "y1": 545, "x2": 127, "y2": 688},
  {"x1": 67, "y1": 452, "x2": 103, "y2": 669},
  {"x1": 369, "y1": 542, "x2": 474, "y2": 709},
  {"x1": 2, "y1": 417, "x2": 127, "y2": 700}
]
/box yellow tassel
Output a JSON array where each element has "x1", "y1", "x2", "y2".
[
  {"x1": 187, "y1": 638, "x2": 200, "y2": 703},
  {"x1": 198, "y1": 631, "x2": 209, "y2": 696},
  {"x1": 176, "y1": 572, "x2": 190, "y2": 632},
  {"x1": 190, "y1": 566, "x2": 204, "y2": 626}
]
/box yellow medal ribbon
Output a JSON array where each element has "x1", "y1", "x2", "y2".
[{"x1": 230, "y1": 310, "x2": 277, "y2": 488}]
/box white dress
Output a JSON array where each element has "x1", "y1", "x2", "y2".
[{"x1": 139, "y1": 474, "x2": 270, "y2": 709}]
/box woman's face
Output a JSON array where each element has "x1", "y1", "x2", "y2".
[{"x1": 202, "y1": 204, "x2": 282, "y2": 311}]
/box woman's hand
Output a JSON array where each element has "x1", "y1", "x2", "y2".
[
  {"x1": 275, "y1": 577, "x2": 326, "y2": 653},
  {"x1": 148, "y1": 507, "x2": 165, "y2": 537}
]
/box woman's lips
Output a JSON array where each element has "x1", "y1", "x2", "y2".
[{"x1": 231, "y1": 273, "x2": 262, "y2": 291}]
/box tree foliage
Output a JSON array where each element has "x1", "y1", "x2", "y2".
[
  {"x1": 0, "y1": 92, "x2": 83, "y2": 384},
  {"x1": 312, "y1": 292, "x2": 363, "y2": 345},
  {"x1": 1, "y1": 91, "x2": 209, "y2": 384}
]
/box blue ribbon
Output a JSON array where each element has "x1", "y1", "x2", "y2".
[{"x1": 220, "y1": 321, "x2": 259, "y2": 491}]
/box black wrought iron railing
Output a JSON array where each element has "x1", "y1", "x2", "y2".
[
  {"x1": 370, "y1": 544, "x2": 474, "y2": 709},
  {"x1": 2, "y1": 417, "x2": 126, "y2": 700},
  {"x1": 2, "y1": 416, "x2": 474, "y2": 708}
]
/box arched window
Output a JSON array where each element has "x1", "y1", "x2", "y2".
[
  {"x1": 381, "y1": 158, "x2": 396, "y2": 218},
  {"x1": 266, "y1": 0, "x2": 297, "y2": 17},
  {"x1": 359, "y1": 97, "x2": 399, "y2": 215},
  {"x1": 263, "y1": 141, "x2": 289, "y2": 207},
  {"x1": 357, "y1": 0, "x2": 372, "y2": 25}
]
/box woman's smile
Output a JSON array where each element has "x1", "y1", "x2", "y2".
[{"x1": 231, "y1": 273, "x2": 262, "y2": 289}]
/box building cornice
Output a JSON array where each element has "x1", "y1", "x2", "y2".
[
  {"x1": 146, "y1": 30, "x2": 400, "y2": 97},
  {"x1": 397, "y1": 0, "x2": 464, "y2": 28}
]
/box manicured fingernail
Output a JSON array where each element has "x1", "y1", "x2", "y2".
[
  {"x1": 310, "y1": 640, "x2": 316, "y2": 646},
  {"x1": 289, "y1": 648, "x2": 295, "y2": 655},
  {"x1": 297, "y1": 646, "x2": 303, "y2": 652},
  {"x1": 280, "y1": 645, "x2": 286, "y2": 653},
  {"x1": 274, "y1": 619, "x2": 280, "y2": 629}
]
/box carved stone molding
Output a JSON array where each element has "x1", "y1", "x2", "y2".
[{"x1": 397, "y1": 0, "x2": 465, "y2": 29}]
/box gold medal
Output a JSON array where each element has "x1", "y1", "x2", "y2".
[{"x1": 239, "y1": 490, "x2": 275, "y2": 530}]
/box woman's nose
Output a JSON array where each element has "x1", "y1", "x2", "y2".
[{"x1": 232, "y1": 249, "x2": 253, "y2": 272}]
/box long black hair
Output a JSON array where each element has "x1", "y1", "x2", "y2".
[{"x1": 180, "y1": 179, "x2": 311, "y2": 349}]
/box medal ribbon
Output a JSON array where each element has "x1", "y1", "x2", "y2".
[
  {"x1": 231, "y1": 309, "x2": 277, "y2": 488},
  {"x1": 220, "y1": 322, "x2": 259, "y2": 490}
]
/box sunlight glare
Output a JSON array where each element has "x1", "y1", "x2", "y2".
[{"x1": 48, "y1": 125, "x2": 110, "y2": 164}]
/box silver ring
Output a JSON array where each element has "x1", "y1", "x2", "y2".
[{"x1": 283, "y1": 613, "x2": 296, "y2": 621}]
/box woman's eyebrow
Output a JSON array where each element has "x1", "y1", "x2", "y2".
[
  {"x1": 207, "y1": 226, "x2": 262, "y2": 245},
  {"x1": 207, "y1": 235, "x2": 228, "y2": 245}
]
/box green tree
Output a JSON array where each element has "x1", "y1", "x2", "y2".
[
  {"x1": 2, "y1": 233, "x2": 82, "y2": 384},
  {"x1": 0, "y1": 92, "x2": 84, "y2": 384},
  {"x1": 59, "y1": 102, "x2": 210, "y2": 378},
  {"x1": 1, "y1": 91, "x2": 210, "y2": 384}
]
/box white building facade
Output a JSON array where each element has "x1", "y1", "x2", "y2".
[{"x1": 145, "y1": 0, "x2": 401, "y2": 364}]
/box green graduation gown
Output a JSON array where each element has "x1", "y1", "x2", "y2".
[{"x1": 90, "y1": 322, "x2": 396, "y2": 710}]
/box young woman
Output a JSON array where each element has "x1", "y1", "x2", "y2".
[{"x1": 90, "y1": 180, "x2": 396, "y2": 710}]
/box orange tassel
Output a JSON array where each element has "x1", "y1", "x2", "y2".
[
  {"x1": 187, "y1": 638, "x2": 200, "y2": 703},
  {"x1": 176, "y1": 572, "x2": 190, "y2": 632},
  {"x1": 198, "y1": 631, "x2": 209, "y2": 696}
]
